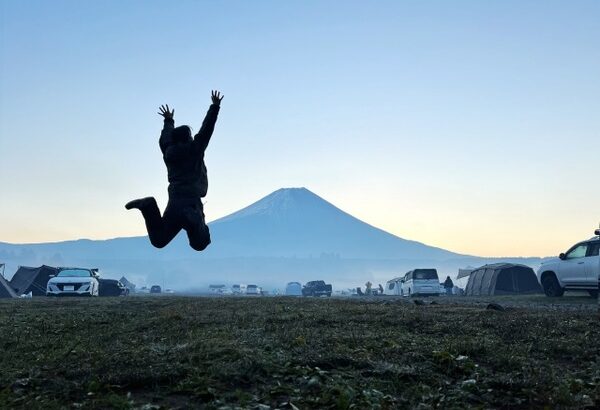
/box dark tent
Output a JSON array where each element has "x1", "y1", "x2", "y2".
[
  {"x1": 10, "y1": 265, "x2": 59, "y2": 296},
  {"x1": 1, "y1": 273, "x2": 17, "y2": 299},
  {"x1": 464, "y1": 263, "x2": 542, "y2": 296}
]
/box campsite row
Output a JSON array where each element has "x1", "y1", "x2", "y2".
[
  {"x1": 207, "y1": 265, "x2": 543, "y2": 298},
  {"x1": 0, "y1": 265, "x2": 134, "y2": 298},
  {"x1": 0, "y1": 263, "x2": 541, "y2": 300}
]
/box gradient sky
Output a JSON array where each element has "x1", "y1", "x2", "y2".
[{"x1": 1, "y1": 0, "x2": 599, "y2": 257}]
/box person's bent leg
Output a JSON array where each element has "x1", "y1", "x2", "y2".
[
  {"x1": 127, "y1": 197, "x2": 181, "y2": 248},
  {"x1": 183, "y1": 202, "x2": 211, "y2": 251},
  {"x1": 147, "y1": 201, "x2": 182, "y2": 248}
]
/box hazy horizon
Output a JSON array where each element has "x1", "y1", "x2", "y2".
[{"x1": 1, "y1": 1, "x2": 599, "y2": 257}]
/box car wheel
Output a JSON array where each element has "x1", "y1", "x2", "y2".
[
  {"x1": 588, "y1": 290, "x2": 598, "y2": 298},
  {"x1": 541, "y1": 274, "x2": 564, "y2": 297}
]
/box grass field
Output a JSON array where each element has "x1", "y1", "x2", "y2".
[{"x1": 0, "y1": 295, "x2": 598, "y2": 409}]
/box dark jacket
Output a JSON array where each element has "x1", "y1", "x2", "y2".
[
  {"x1": 443, "y1": 276, "x2": 454, "y2": 289},
  {"x1": 159, "y1": 104, "x2": 220, "y2": 198}
]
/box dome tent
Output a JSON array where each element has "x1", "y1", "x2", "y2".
[
  {"x1": 0, "y1": 266, "x2": 17, "y2": 298},
  {"x1": 10, "y1": 265, "x2": 59, "y2": 296},
  {"x1": 285, "y1": 282, "x2": 302, "y2": 296},
  {"x1": 465, "y1": 263, "x2": 541, "y2": 296}
]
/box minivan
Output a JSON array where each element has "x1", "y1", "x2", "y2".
[{"x1": 400, "y1": 269, "x2": 441, "y2": 297}]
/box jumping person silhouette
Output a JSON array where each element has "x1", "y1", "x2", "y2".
[{"x1": 125, "y1": 90, "x2": 223, "y2": 251}]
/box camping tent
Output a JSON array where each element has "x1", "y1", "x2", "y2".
[
  {"x1": 119, "y1": 276, "x2": 136, "y2": 292},
  {"x1": 285, "y1": 282, "x2": 302, "y2": 296},
  {"x1": 457, "y1": 268, "x2": 475, "y2": 280},
  {"x1": 9, "y1": 265, "x2": 59, "y2": 296},
  {"x1": 0, "y1": 273, "x2": 17, "y2": 298},
  {"x1": 464, "y1": 263, "x2": 541, "y2": 296},
  {"x1": 384, "y1": 277, "x2": 403, "y2": 295}
]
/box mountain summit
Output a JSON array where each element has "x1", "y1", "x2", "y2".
[
  {"x1": 215, "y1": 188, "x2": 324, "y2": 223},
  {"x1": 206, "y1": 187, "x2": 461, "y2": 260}
]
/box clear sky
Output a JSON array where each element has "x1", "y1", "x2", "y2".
[{"x1": 1, "y1": 0, "x2": 598, "y2": 257}]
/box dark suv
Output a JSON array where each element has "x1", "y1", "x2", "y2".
[{"x1": 302, "y1": 280, "x2": 332, "y2": 297}]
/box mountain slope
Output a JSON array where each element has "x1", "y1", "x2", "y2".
[{"x1": 206, "y1": 188, "x2": 463, "y2": 259}]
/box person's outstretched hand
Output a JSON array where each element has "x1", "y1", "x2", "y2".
[
  {"x1": 211, "y1": 90, "x2": 224, "y2": 106},
  {"x1": 158, "y1": 104, "x2": 174, "y2": 120}
]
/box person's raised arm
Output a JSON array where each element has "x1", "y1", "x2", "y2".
[
  {"x1": 194, "y1": 90, "x2": 223, "y2": 152},
  {"x1": 158, "y1": 104, "x2": 175, "y2": 154}
]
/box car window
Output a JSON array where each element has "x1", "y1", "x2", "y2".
[
  {"x1": 57, "y1": 269, "x2": 91, "y2": 277},
  {"x1": 414, "y1": 270, "x2": 438, "y2": 280},
  {"x1": 587, "y1": 242, "x2": 600, "y2": 257},
  {"x1": 566, "y1": 244, "x2": 588, "y2": 259}
]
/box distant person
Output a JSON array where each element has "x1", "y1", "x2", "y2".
[
  {"x1": 365, "y1": 281, "x2": 373, "y2": 296},
  {"x1": 126, "y1": 91, "x2": 224, "y2": 251},
  {"x1": 443, "y1": 275, "x2": 454, "y2": 295}
]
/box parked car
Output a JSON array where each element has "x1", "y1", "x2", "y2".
[
  {"x1": 98, "y1": 279, "x2": 128, "y2": 297},
  {"x1": 232, "y1": 284, "x2": 247, "y2": 295},
  {"x1": 150, "y1": 285, "x2": 162, "y2": 294},
  {"x1": 246, "y1": 284, "x2": 262, "y2": 295},
  {"x1": 46, "y1": 268, "x2": 99, "y2": 297},
  {"x1": 537, "y1": 234, "x2": 599, "y2": 297},
  {"x1": 400, "y1": 269, "x2": 441, "y2": 297},
  {"x1": 302, "y1": 280, "x2": 332, "y2": 297},
  {"x1": 209, "y1": 284, "x2": 227, "y2": 294}
]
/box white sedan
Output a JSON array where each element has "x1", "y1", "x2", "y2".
[{"x1": 47, "y1": 268, "x2": 99, "y2": 297}]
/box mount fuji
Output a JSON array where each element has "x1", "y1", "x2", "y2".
[{"x1": 206, "y1": 188, "x2": 461, "y2": 259}]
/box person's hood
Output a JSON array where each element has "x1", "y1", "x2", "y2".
[{"x1": 172, "y1": 125, "x2": 192, "y2": 143}]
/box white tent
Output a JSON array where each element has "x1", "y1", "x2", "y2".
[
  {"x1": 285, "y1": 282, "x2": 302, "y2": 296},
  {"x1": 384, "y1": 277, "x2": 403, "y2": 296}
]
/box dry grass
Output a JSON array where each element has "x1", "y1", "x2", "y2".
[{"x1": 0, "y1": 295, "x2": 598, "y2": 409}]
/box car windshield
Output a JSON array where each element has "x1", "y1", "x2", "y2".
[
  {"x1": 413, "y1": 270, "x2": 438, "y2": 280},
  {"x1": 58, "y1": 269, "x2": 91, "y2": 277},
  {"x1": 248, "y1": 285, "x2": 257, "y2": 289}
]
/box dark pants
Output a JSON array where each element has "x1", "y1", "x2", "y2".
[{"x1": 140, "y1": 196, "x2": 210, "y2": 251}]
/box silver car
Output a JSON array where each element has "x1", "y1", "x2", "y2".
[{"x1": 46, "y1": 268, "x2": 99, "y2": 297}]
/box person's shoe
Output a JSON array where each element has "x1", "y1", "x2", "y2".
[{"x1": 125, "y1": 197, "x2": 156, "y2": 210}]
